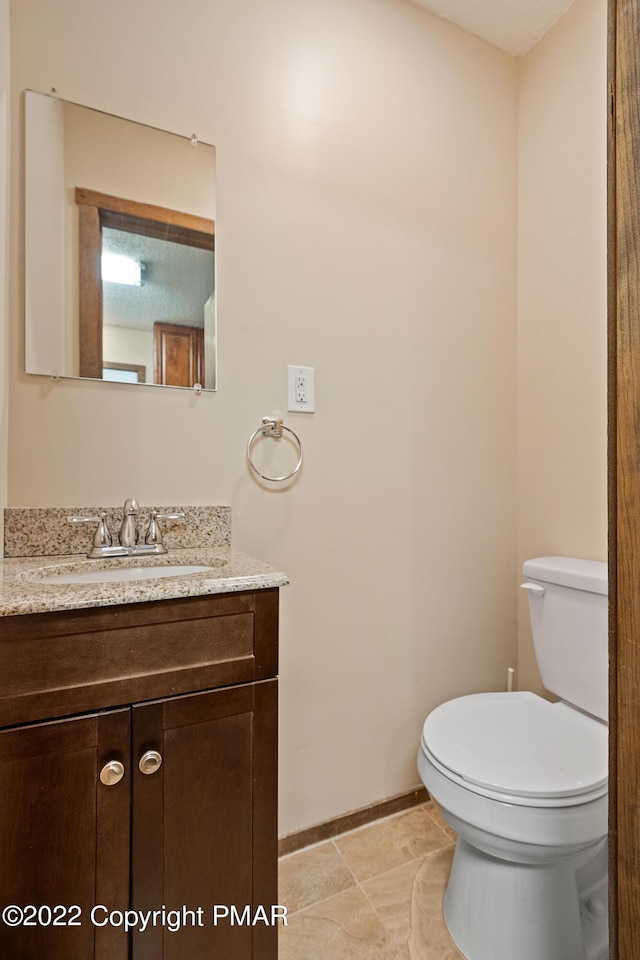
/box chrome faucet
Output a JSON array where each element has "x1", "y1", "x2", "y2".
[
  {"x1": 144, "y1": 509, "x2": 186, "y2": 549},
  {"x1": 68, "y1": 500, "x2": 185, "y2": 559},
  {"x1": 119, "y1": 498, "x2": 139, "y2": 547}
]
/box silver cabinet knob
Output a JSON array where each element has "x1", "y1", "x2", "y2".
[
  {"x1": 100, "y1": 760, "x2": 125, "y2": 786},
  {"x1": 139, "y1": 750, "x2": 163, "y2": 775}
]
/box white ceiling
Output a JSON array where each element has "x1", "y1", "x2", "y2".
[
  {"x1": 408, "y1": 0, "x2": 577, "y2": 56},
  {"x1": 102, "y1": 227, "x2": 214, "y2": 331}
]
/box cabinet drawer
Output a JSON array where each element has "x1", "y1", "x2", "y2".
[{"x1": 0, "y1": 590, "x2": 278, "y2": 725}]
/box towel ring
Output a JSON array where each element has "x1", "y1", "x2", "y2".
[{"x1": 247, "y1": 417, "x2": 304, "y2": 482}]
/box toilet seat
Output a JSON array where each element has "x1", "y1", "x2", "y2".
[{"x1": 421, "y1": 691, "x2": 607, "y2": 807}]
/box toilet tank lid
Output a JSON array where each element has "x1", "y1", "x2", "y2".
[{"x1": 522, "y1": 557, "x2": 607, "y2": 595}]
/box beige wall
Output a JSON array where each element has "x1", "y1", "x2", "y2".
[
  {"x1": 0, "y1": 0, "x2": 8, "y2": 556},
  {"x1": 8, "y1": 0, "x2": 517, "y2": 834},
  {"x1": 103, "y1": 326, "x2": 154, "y2": 382},
  {"x1": 517, "y1": 0, "x2": 607, "y2": 694}
]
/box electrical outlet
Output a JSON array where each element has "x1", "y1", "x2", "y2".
[
  {"x1": 287, "y1": 365, "x2": 315, "y2": 413},
  {"x1": 295, "y1": 375, "x2": 307, "y2": 403}
]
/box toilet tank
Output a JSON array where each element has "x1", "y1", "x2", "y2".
[{"x1": 522, "y1": 557, "x2": 608, "y2": 721}]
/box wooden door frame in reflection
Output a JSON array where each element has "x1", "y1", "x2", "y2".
[{"x1": 75, "y1": 188, "x2": 214, "y2": 380}]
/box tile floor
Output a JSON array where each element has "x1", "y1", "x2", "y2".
[{"x1": 278, "y1": 801, "x2": 464, "y2": 960}]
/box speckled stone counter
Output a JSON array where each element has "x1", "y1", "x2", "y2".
[
  {"x1": 0, "y1": 548, "x2": 288, "y2": 617},
  {"x1": 4, "y1": 505, "x2": 232, "y2": 557}
]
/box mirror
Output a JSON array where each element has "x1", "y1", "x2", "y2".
[{"x1": 24, "y1": 90, "x2": 217, "y2": 391}]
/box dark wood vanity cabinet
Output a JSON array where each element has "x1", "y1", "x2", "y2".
[{"x1": 0, "y1": 589, "x2": 279, "y2": 960}]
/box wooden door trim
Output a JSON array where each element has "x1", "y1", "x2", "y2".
[
  {"x1": 78, "y1": 203, "x2": 103, "y2": 378},
  {"x1": 608, "y1": 2, "x2": 617, "y2": 957},
  {"x1": 608, "y1": 0, "x2": 640, "y2": 955},
  {"x1": 75, "y1": 188, "x2": 215, "y2": 248}
]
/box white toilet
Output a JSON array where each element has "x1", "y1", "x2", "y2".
[{"x1": 417, "y1": 557, "x2": 608, "y2": 960}]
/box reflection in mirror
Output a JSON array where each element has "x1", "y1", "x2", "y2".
[{"x1": 24, "y1": 90, "x2": 217, "y2": 391}]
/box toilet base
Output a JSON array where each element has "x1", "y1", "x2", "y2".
[{"x1": 443, "y1": 836, "x2": 608, "y2": 960}]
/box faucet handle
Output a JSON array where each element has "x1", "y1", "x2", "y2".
[
  {"x1": 144, "y1": 510, "x2": 186, "y2": 547},
  {"x1": 67, "y1": 512, "x2": 113, "y2": 549}
]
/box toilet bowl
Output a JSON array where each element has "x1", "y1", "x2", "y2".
[{"x1": 417, "y1": 557, "x2": 608, "y2": 960}]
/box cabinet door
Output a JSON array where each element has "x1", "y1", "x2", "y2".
[
  {"x1": 131, "y1": 679, "x2": 277, "y2": 960},
  {"x1": 0, "y1": 708, "x2": 130, "y2": 960}
]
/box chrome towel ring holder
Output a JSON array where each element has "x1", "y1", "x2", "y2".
[{"x1": 247, "y1": 417, "x2": 304, "y2": 483}]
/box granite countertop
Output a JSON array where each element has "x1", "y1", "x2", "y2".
[{"x1": 0, "y1": 548, "x2": 289, "y2": 617}]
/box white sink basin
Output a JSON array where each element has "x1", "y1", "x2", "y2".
[{"x1": 39, "y1": 564, "x2": 218, "y2": 585}]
